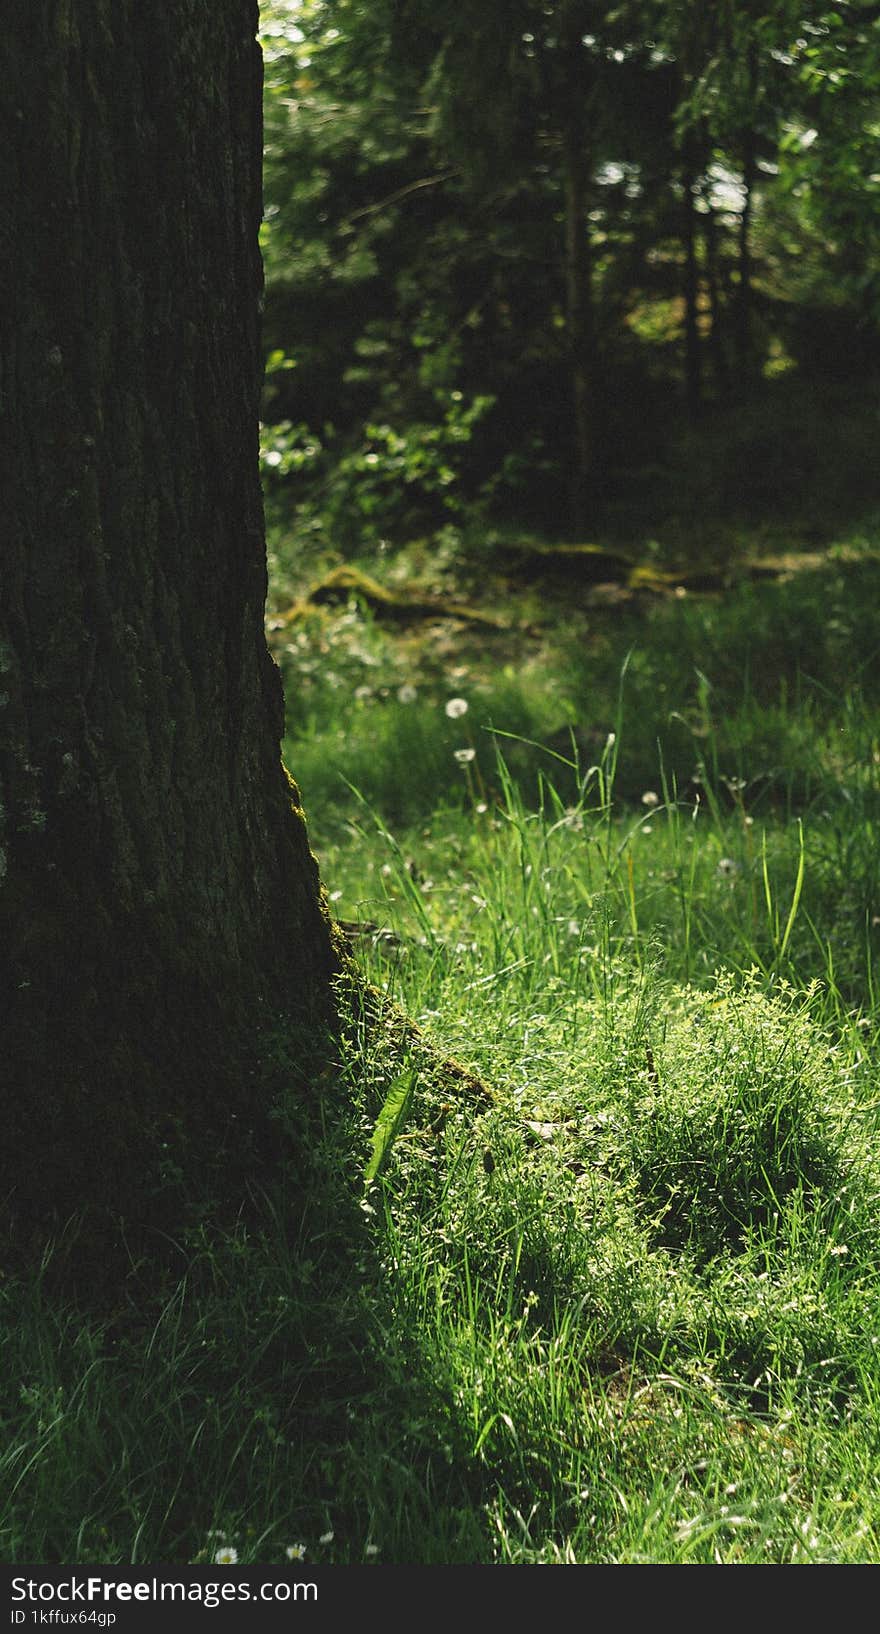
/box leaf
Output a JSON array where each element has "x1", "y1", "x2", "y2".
[{"x1": 364, "y1": 1071, "x2": 417, "y2": 1184}]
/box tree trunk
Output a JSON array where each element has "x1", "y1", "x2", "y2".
[
  {"x1": 701, "y1": 178, "x2": 729, "y2": 393},
  {"x1": 681, "y1": 146, "x2": 702, "y2": 420},
  {"x1": 562, "y1": 131, "x2": 596, "y2": 537},
  {"x1": 0, "y1": 3, "x2": 338, "y2": 1242},
  {"x1": 735, "y1": 43, "x2": 760, "y2": 382}
]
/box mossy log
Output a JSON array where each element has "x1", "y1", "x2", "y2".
[
  {"x1": 278, "y1": 565, "x2": 512, "y2": 630},
  {"x1": 497, "y1": 539, "x2": 787, "y2": 596}
]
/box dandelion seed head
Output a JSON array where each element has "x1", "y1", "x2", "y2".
[
  {"x1": 445, "y1": 697, "x2": 469, "y2": 719},
  {"x1": 454, "y1": 747, "x2": 476, "y2": 764}
]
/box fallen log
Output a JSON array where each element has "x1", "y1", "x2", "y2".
[{"x1": 275, "y1": 564, "x2": 513, "y2": 630}]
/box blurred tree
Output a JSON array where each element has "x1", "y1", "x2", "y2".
[
  {"x1": 406, "y1": 0, "x2": 674, "y2": 527},
  {"x1": 262, "y1": 1, "x2": 685, "y2": 533},
  {"x1": 668, "y1": 0, "x2": 864, "y2": 385},
  {"x1": 0, "y1": 0, "x2": 338, "y2": 1246}
]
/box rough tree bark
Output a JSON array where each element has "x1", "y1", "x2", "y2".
[{"x1": 0, "y1": 2, "x2": 338, "y2": 1239}]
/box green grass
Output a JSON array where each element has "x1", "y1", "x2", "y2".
[{"x1": 4, "y1": 531, "x2": 880, "y2": 1565}]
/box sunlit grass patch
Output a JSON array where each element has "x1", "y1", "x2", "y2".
[{"x1": 5, "y1": 531, "x2": 880, "y2": 1565}]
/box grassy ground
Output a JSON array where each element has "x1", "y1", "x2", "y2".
[{"x1": 3, "y1": 516, "x2": 880, "y2": 1566}]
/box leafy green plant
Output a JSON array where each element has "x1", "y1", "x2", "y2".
[
  {"x1": 263, "y1": 391, "x2": 496, "y2": 548},
  {"x1": 364, "y1": 1070, "x2": 417, "y2": 1184}
]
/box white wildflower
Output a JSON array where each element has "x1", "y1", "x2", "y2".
[
  {"x1": 454, "y1": 747, "x2": 476, "y2": 764},
  {"x1": 214, "y1": 1546, "x2": 238, "y2": 1565},
  {"x1": 285, "y1": 1543, "x2": 306, "y2": 1561}
]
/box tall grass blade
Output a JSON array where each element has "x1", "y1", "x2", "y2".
[{"x1": 779, "y1": 819, "x2": 806, "y2": 964}]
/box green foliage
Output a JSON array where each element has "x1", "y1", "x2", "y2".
[
  {"x1": 5, "y1": 1, "x2": 880, "y2": 1574},
  {"x1": 781, "y1": 3, "x2": 880, "y2": 320},
  {"x1": 263, "y1": 391, "x2": 496, "y2": 548},
  {"x1": 258, "y1": 0, "x2": 880, "y2": 544}
]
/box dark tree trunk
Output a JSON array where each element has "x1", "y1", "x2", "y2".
[
  {"x1": 735, "y1": 44, "x2": 760, "y2": 381},
  {"x1": 555, "y1": 1, "x2": 598, "y2": 538},
  {"x1": 736, "y1": 137, "x2": 756, "y2": 377},
  {"x1": 0, "y1": 3, "x2": 338, "y2": 1239},
  {"x1": 562, "y1": 131, "x2": 596, "y2": 537},
  {"x1": 702, "y1": 178, "x2": 729, "y2": 393},
  {"x1": 681, "y1": 147, "x2": 702, "y2": 420}
]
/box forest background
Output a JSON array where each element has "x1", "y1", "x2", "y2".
[{"x1": 4, "y1": 0, "x2": 880, "y2": 1569}]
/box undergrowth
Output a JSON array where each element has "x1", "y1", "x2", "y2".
[{"x1": 3, "y1": 537, "x2": 880, "y2": 1565}]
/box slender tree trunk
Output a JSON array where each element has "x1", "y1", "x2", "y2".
[
  {"x1": 0, "y1": 2, "x2": 338, "y2": 1240},
  {"x1": 562, "y1": 131, "x2": 596, "y2": 536},
  {"x1": 681, "y1": 146, "x2": 702, "y2": 420},
  {"x1": 735, "y1": 43, "x2": 760, "y2": 382},
  {"x1": 702, "y1": 179, "x2": 729, "y2": 393}
]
